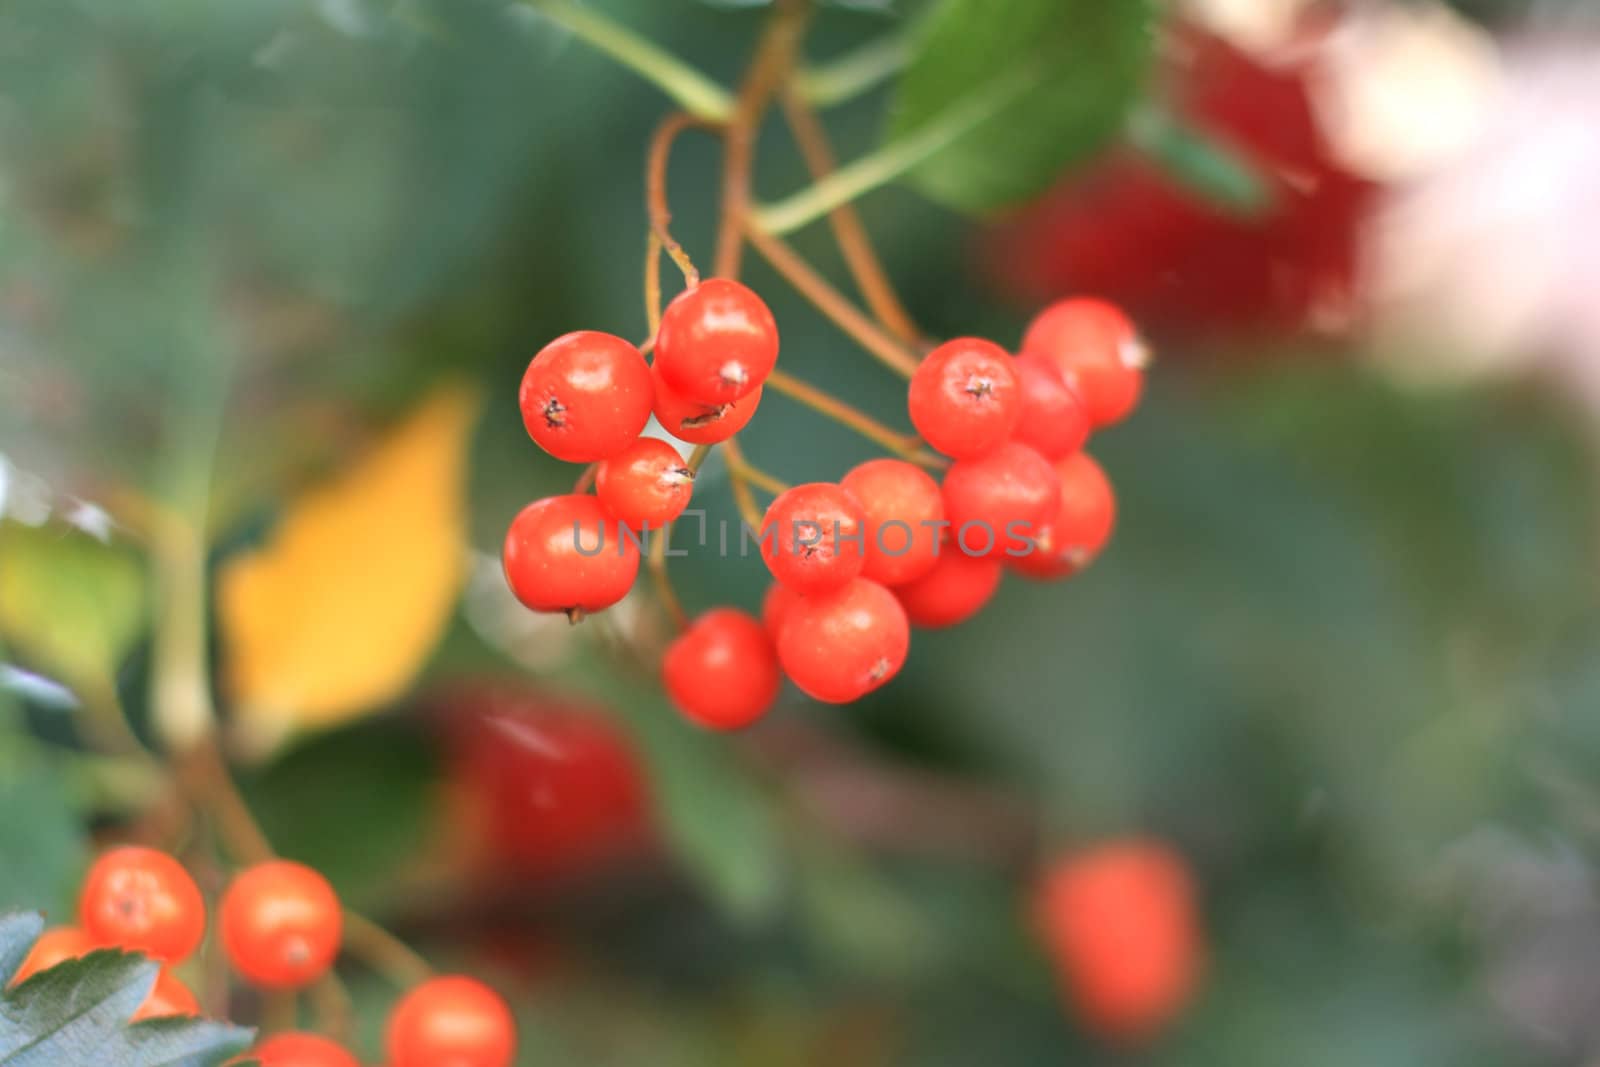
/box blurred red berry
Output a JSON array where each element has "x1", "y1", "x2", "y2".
[
  {"x1": 246, "y1": 1032, "x2": 360, "y2": 1067},
  {"x1": 387, "y1": 975, "x2": 516, "y2": 1067},
  {"x1": 1021, "y1": 299, "x2": 1146, "y2": 429},
  {"x1": 650, "y1": 363, "x2": 763, "y2": 445},
  {"x1": 220, "y1": 861, "x2": 342, "y2": 990},
  {"x1": 502, "y1": 494, "x2": 639, "y2": 617},
  {"x1": 9, "y1": 926, "x2": 95, "y2": 986},
  {"x1": 894, "y1": 551, "x2": 1003, "y2": 629},
  {"x1": 519, "y1": 331, "x2": 653, "y2": 462},
  {"x1": 79, "y1": 847, "x2": 205, "y2": 964},
  {"x1": 131, "y1": 969, "x2": 199, "y2": 1021},
  {"x1": 760, "y1": 482, "x2": 867, "y2": 594},
  {"x1": 941, "y1": 441, "x2": 1061, "y2": 558},
  {"x1": 662, "y1": 608, "x2": 781, "y2": 730},
  {"x1": 840, "y1": 458, "x2": 945, "y2": 587},
  {"x1": 908, "y1": 339, "x2": 1021, "y2": 459},
  {"x1": 1010, "y1": 452, "x2": 1116, "y2": 580},
  {"x1": 654, "y1": 278, "x2": 778, "y2": 405},
  {"x1": 596, "y1": 437, "x2": 695, "y2": 530},
  {"x1": 777, "y1": 578, "x2": 909, "y2": 704},
  {"x1": 1012, "y1": 352, "x2": 1092, "y2": 460},
  {"x1": 760, "y1": 580, "x2": 801, "y2": 639}
]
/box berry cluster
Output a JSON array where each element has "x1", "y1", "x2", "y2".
[
  {"x1": 11, "y1": 845, "x2": 516, "y2": 1067},
  {"x1": 505, "y1": 286, "x2": 1143, "y2": 729}
]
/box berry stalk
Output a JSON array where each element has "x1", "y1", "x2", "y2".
[{"x1": 765, "y1": 368, "x2": 941, "y2": 468}]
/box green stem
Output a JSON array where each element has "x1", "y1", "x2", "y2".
[
  {"x1": 522, "y1": 0, "x2": 733, "y2": 122},
  {"x1": 795, "y1": 30, "x2": 912, "y2": 109},
  {"x1": 752, "y1": 67, "x2": 1035, "y2": 236}
]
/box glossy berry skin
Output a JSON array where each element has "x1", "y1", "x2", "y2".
[
  {"x1": 247, "y1": 1032, "x2": 362, "y2": 1067},
  {"x1": 503, "y1": 494, "x2": 640, "y2": 617},
  {"x1": 220, "y1": 860, "x2": 342, "y2": 990},
  {"x1": 894, "y1": 551, "x2": 1003, "y2": 629},
  {"x1": 386, "y1": 975, "x2": 516, "y2": 1067},
  {"x1": 1013, "y1": 353, "x2": 1092, "y2": 460},
  {"x1": 760, "y1": 581, "x2": 801, "y2": 639},
  {"x1": 519, "y1": 331, "x2": 654, "y2": 463},
  {"x1": 9, "y1": 926, "x2": 95, "y2": 986},
  {"x1": 654, "y1": 278, "x2": 779, "y2": 405},
  {"x1": 132, "y1": 970, "x2": 199, "y2": 1021},
  {"x1": 760, "y1": 483, "x2": 867, "y2": 595},
  {"x1": 776, "y1": 578, "x2": 909, "y2": 704},
  {"x1": 907, "y1": 338, "x2": 1021, "y2": 459},
  {"x1": 651, "y1": 362, "x2": 763, "y2": 445},
  {"x1": 1022, "y1": 299, "x2": 1146, "y2": 428},
  {"x1": 839, "y1": 459, "x2": 945, "y2": 587},
  {"x1": 662, "y1": 609, "x2": 781, "y2": 730},
  {"x1": 1034, "y1": 840, "x2": 1200, "y2": 1041},
  {"x1": 941, "y1": 441, "x2": 1061, "y2": 558},
  {"x1": 79, "y1": 847, "x2": 205, "y2": 964},
  {"x1": 1010, "y1": 452, "x2": 1116, "y2": 580},
  {"x1": 597, "y1": 437, "x2": 694, "y2": 529}
]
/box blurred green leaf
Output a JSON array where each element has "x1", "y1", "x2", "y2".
[
  {"x1": 0, "y1": 760, "x2": 86, "y2": 916},
  {"x1": 1127, "y1": 105, "x2": 1274, "y2": 217},
  {"x1": 887, "y1": 0, "x2": 1151, "y2": 212}
]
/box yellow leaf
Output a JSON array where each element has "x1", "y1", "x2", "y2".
[{"x1": 219, "y1": 385, "x2": 479, "y2": 750}]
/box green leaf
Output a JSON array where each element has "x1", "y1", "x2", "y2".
[
  {"x1": 0, "y1": 919, "x2": 253, "y2": 1066},
  {"x1": 1127, "y1": 105, "x2": 1274, "y2": 217},
  {"x1": 887, "y1": 0, "x2": 1153, "y2": 212},
  {"x1": 0, "y1": 761, "x2": 87, "y2": 915}
]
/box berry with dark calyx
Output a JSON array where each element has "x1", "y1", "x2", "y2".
[
  {"x1": 941, "y1": 441, "x2": 1061, "y2": 558},
  {"x1": 662, "y1": 608, "x2": 781, "y2": 730},
  {"x1": 132, "y1": 970, "x2": 199, "y2": 1021},
  {"x1": 503, "y1": 494, "x2": 640, "y2": 619},
  {"x1": 761, "y1": 581, "x2": 801, "y2": 639},
  {"x1": 777, "y1": 578, "x2": 910, "y2": 704},
  {"x1": 1034, "y1": 840, "x2": 1201, "y2": 1042},
  {"x1": 1009, "y1": 452, "x2": 1116, "y2": 580},
  {"x1": 519, "y1": 331, "x2": 654, "y2": 462},
  {"x1": 596, "y1": 437, "x2": 695, "y2": 529},
  {"x1": 1013, "y1": 352, "x2": 1092, "y2": 460},
  {"x1": 760, "y1": 483, "x2": 867, "y2": 595},
  {"x1": 907, "y1": 338, "x2": 1021, "y2": 459},
  {"x1": 840, "y1": 458, "x2": 945, "y2": 587},
  {"x1": 651, "y1": 362, "x2": 763, "y2": 445},
  {"x1": 654, "y1": 278, "x2": 779, "y2": 405},
  {"x1": 220, "y1": 860, "x2": 342, "y2": 989},
  {"x1": 387, "y1": 975, "x2": 516, "y2": 1067},
  {"x1": 894, "y1": 550, "x2": 1003, "y2": 629},
  {"x1": 246, "y1": 1032, "x2": 362, "y2": 1067},
  {"x1": 79, "y1": 847, "x2": 205, "y2": 964},
  {"x1": 9, "y1": 926, "x2": 95, "y2": 986},
  {"x1": 1022, "y1": 299, "x2": 1147, "y2": 428}
]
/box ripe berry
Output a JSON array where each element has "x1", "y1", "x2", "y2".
[
  {"x1": 777, "y1": 578, "x2": 909, "y2": 704},
  {"x1": 9, "y1": 926, "x2": 95, "y2": 986},
  {"x1": 519, "y1": 331, "x2": 654, "y2": 462},
  {"x1": 651, "y1": 362, "x2": 763, "y2": 445},
  {"x1": 662, "y1": 608, "x2": 781, "y2": 730},
  {"x1": 247, "y1": 1032, "x2": 361, "y2": 1067},
  {"x1": 503, "y1": 494, "x2": 640, "y2": 618},
  {"x1": 1012, "y1": 353, "x2": 1091, "y2": 460},
  {"x1": 596, "y1": 437, "x2": 694, "y2": 529},
  {"x1": 132, "y1": 970, "x2": 199, "y2": 1021},
  {"x1": 79, "y1": 847, "x2": 205, "y2": 963},
  {"x1": 760, "y1": 581, "x2": 801, "y2": 639},
  {"x1": 220, "y1": 860, "x2": 342, "y2": 990},
  {"x1": 839, "y1": 459, "x2": 944, "y2": 587},
  {"x1": 894, "y1": 551, "x2": 1003, "y2": 629},
  {"x1": 1021, "y1": 299, "x2": 1146, "y2": 428},
  {"x1": 941, "y1": 441, "x2": 1061, "y2": 558},
  {"x1": 760, "y1": 483, "x2": 867, "y2": 595},
  {"x1": 654, "y1": 278, "x2": 779, "y2": 404},
  {"x1": 907, "y1": 338, "x2": 1021, "y2": 459},
  {"x1": 1009, "y1": 452, "x2": 1116, "y2": 580},
  {"x1": 386, "y1": 975, "x2": 516, "y2": 1067},
  {"x1": 1034, "y1": 840, "x2": 1200, "y2": 1041}
]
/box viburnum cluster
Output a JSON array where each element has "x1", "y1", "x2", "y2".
[
  {"x1": 505, "y1": 286, "x2": 1144, "y2": 731},
  {"x1": 11, "y1": 845, "x2": 516, "y2": 1067}
]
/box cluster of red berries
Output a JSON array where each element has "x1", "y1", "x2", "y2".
[
  {"x1": 504, "y1": 284, "x2": 1143, "y2": 729},
  {"x1": 11, "y1": 845, "x2": 515, "y2": 1067}
]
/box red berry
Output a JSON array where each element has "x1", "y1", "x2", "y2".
[
  {"x1": 941, "y1": 441, "x2": 1061, "y2": 558},
  {"x1": 839, "y1": 459, "x2": 945, "y2": 587},
  {"x1": 1034, "y1": 840, "x2": 1201, "y2": 1041},
  {"x1": 907, "y1": 338, "x2": 1021, "y2": 459},
  {"x1": 760, "y1": 483, "x2": 867, "y2": 595},
  {"x1": 519, "y1": 331, "x2": 654, "y2": 463},
  {"x1": 654, "y1": 278, "x2": 779, "y2": 405},
  {"x1": 596, "y1": 437, "x2": 695, "y2": 529},
  {"x1": 387, "y1": 975, "x2": 516, "y2": 1067},
  {"x1": 503, "y1": 494, "x2": 640, "y2": 617},
  {"x1": 650, "y1": 362, "x2": 763, "y2": 445},
  {"x1": 79, "y1": 847, "x2": 205, "y2": 964},
  {"x1": 1012, "y1": 353, "x2": 1091, "y2": 460},
  {"x1": 220, "y1": 860, "x2": 342, "y2": 990},
  {"x1": 760, "y1": 581, "x2": 801, "y2": 639},
  {"x1": 1021, "y1": 299, "x2": 1146, "y2": 428},
  {"x1": 9, "y1": 926, "x2": 95, "y2": 986},
  {"x1": 1009, "y1": 452, "x2": 1116, "y2": 580},
  {"x1": 132, "y1": 969, "x2": 199, "y2": 1021},
  {"x1": 662, "y1": 609, "x2": 781, "y2": 730},
  {"x1": 247, "y1": 1032, "x2": 361, "y2": 1067},
  {"x1": 776, "y1": 578, "x2": 909, "y2": 704},
  {"x1": 894, "y1": 551, "x2": 1003, "y2": 629}
]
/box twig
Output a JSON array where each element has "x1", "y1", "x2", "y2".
[{"x1": 765, "y1": 369, "x2": 941, "y2": 467}]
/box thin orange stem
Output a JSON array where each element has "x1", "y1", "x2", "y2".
[
  {"x1": 647, "y1": 113, "x2": 709, "y2": 289},
  {"x1": 765, "y1": 368, "x2": 942, "y2": 467},
  {"x1": 719, "y1": 438, "x2": 769, "y2": 531},
  {"x1": 343, "y1": 909, "x2": 435, "y2": 988},
  {"x1": 644, "y1": 230, "x2": 664, "y2": 340},
  {"x1": 780, "y1": 86, "x2": 921, "y2": 345},
  {"x1": 743, "y1": 223, "x2": 920, "y2": 378}
]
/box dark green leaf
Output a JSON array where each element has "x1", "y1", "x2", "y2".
[{"x1": 888, "y1": 0, "x2": 1153, "y2": 212}]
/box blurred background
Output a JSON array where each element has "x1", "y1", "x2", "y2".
[{"x1": 4, "y1": 0, "x2": 1600, "y2": 1063}]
